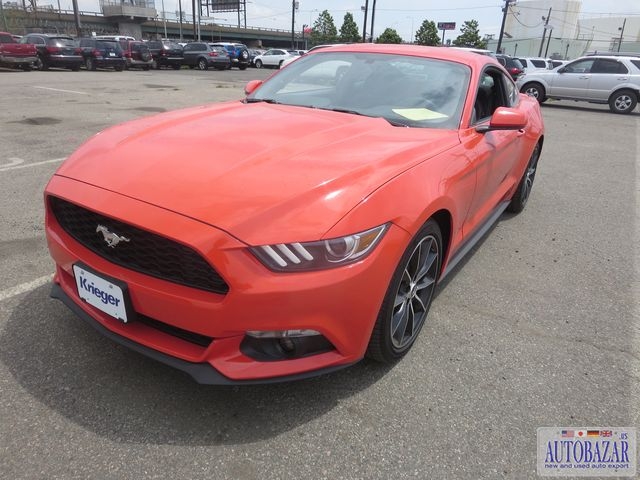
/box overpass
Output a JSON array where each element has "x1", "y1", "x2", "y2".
[{"x1": 0, "y1": 6, "x2": 308, "y2": 49}]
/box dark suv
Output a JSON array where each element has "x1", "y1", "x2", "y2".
[
  {"x1": 146, "y1": 39, "x2": 183, "y2": 69},
  {"x1": 78, "y1": 38, "x2": 125, "y2": 71},
  {"x1": 21, "y1": 33, "x2": 83, "y2": 71},
  {"x1": 495, "y1": 54, "x2": 524, "y2": 81},
  {"x1": 210, "y1": 42, "x2": 249, "y2": 70},
  {"x1": 121, "y1": 40, "x2": 153, "y2": 70}
]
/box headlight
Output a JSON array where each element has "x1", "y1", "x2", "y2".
[{"x1": 251, "y1": 224, "x2": 389, "y2": 272}]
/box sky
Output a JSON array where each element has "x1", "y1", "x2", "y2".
[{"x1": 70, "y1": 0, "x2": 640, "y2": 42}]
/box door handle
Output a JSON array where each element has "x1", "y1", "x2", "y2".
[{"x1": 579, "y1": 76, "x2": 589, "y2": 80}]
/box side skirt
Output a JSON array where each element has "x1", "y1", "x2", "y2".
[{"x1": 439, "y1": 200, "x2": 510, "y2": 281}]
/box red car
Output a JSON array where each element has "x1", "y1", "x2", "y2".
[{"x1": 45, "y1": 44, "x2": 544, "y2": 384}]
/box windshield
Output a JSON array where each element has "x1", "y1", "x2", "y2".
[{"x1": 248, "y1": 51, "x2": 470, "y2": 129}]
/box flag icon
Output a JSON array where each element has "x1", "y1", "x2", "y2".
[
  {"x1": 576, "y1": 430, "x2": 587, "y2": 438},
  {"x1": 587, "y1": 430, "x2": 600, "y2": 437},
  {"x1": 562, "y1": 430, "x2": 574, "y2": 438},
  {"x1": 601, "y1": 430, "x2": 612, "y2": 437}
]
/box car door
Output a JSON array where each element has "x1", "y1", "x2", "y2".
[
  {"x1": 587, "y1": 58, "x2": 630, "y2": 102},
  {"x1": 463, "y1": 69, "x2": 528, "y2": 234},
  {"x1": 182, "y1": 43, "x2": 199, "y2": 66},
  {"x1": 547, "y1": 58, "x2": 594, "y2": 98}
]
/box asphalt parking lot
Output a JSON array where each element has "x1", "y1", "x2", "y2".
[{"x1": 1, "y1": 68, "x2": 638, "y2": 479}]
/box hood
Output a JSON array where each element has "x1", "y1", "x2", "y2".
[{"x1": 56, "y1": 101, "x2": 459, "y2": 244}]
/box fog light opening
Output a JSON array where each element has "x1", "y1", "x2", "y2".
[{"x1": 241, "y1": 329, "x2": 335, "y2": 361}]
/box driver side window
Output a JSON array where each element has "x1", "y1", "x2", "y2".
[{"x1": 472, "y1": 69, "x2": 516, "y2": 124}]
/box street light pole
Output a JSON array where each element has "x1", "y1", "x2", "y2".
[
  {"x1": 369, "y1": 0, "x2": 377, "y2": 43},
  {"x1": 362, "y1": 0, "x2": 369, "y2": 43},
  {"x1": 291, "y1": 0, "x2": 296, "y2": 49}
]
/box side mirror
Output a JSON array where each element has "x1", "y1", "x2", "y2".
[
  {"x1": 476, "y1": 107, "x2": 527, "y2": 133},
  {"x1": 244, "y1": 79, "x2": 263, "y2": 95}
]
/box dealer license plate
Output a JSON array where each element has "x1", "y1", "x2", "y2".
[{"x1": 73, "y1": 264, "x2": 130, "y2": 323}]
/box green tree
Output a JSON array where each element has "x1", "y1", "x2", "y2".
[
  {"x1": 310, "y1": 10, "x2": 338, "y2": 46},
  {"x1": 339, "y1": 12, "x2": 360, "y2": 43},
  {"x1": 375, "y1": 28, "x2": 402, "y2": 44},
  {"x1": 452, "y1": 20, "x2": 487, "y2": 49},
  {"x1": 414, "y1": 20, "x2": 440, "y2": 46}
]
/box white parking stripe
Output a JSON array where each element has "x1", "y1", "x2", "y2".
[
  {"x1": 0, "y1": 275, "x2": 52, "y2": 302},
  {"x1": 0, "y1": 158, "x2": 65, "y2": 172},
  {"x1": 33, "y1": 86, "x2": 89, "y2": 95}
]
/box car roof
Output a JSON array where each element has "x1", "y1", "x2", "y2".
[{"x1": 311, "y1": 44, "x2": 498, "y2": 69}]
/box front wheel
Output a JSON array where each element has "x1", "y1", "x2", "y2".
[
  {"x1": 521, "y1": 82, "x2": 546, "y2": 104},
  {"x1": 507, "y1": 142, "x2": 541, "y2": 214},
  {"x1": 366, "y1": 220, "x2": 442, "y2": 363},
  {"x1": 608, "y1": 89, "x2": 637, "y2": 114}
]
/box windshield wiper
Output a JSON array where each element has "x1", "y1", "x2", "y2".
[
  {"x1": 318, "y1": 107, "x2": 366, "y2": 116},
  {"x1": 245, "y1": 98, "x2": 281, "y2": 104}
]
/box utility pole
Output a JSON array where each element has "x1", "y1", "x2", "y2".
[
  {"x1": 617, "y1": 18, "x2": 626, "y2": 52},
  {"x1": 291, "y1": 0, "x2": 297, "y2": 49},
  {"x1": 496, "y1": 0, "x2": 512, "y2": 54},
  {"x1": 192, "y1": 0, "x2": 197, "y2": 40},
  {"x1": 369, "y1": 0, "x2": 377, "y2": 43},
  {"x1": 362, "y1": 0, "x2": 369, "y2": 43},
  {"x1": 538, "y1": 7, "x2": 551, "y2": 57}
]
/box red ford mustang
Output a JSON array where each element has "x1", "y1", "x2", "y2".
[{"x1": 45, "y1": 44, "x2": 544, "y2": 384}]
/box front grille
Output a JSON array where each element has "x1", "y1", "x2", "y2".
[{"x1": 49, "y1": 196, "x2": 229, "y2": 294}]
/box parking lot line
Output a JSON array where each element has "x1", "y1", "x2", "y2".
[
  {"x1": 0, "y1": 275, "x2": 52, "y2": 302},
  {"x1": 33, "y1": 86, "x2": 89, "y2": 95},
  {"x1": 0, "y1": 158, "x2": 65, "y2": 172}
]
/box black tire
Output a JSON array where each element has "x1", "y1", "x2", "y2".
[
  {"x1": 36, "y1": 55, "x2": 48, "y2": 71},
  {"x1": 172, "y1": 64, "x2": 181, "y2": 70},
  {"x1": 255, "y1": 59, "x2": 262, "y2": 69},
  {"x1": 507, "y1": 142, "x2": 541, "y2": 214},
  {"x1": 608, "y1": 89, "x2": 637, "y2": 114},
  {"x1": 278, "y1": 60, "x2": 284, "y2": 69},
  {"x1": 197, "y1": 58, "x2": 208, "y2": 70},
  {"x1": 521, "y1": 82, "x2": 546, "y2": 104},
  {"x1": 366, "y1": 220, "x2": 442, "y2": 363},
  {"x1": 85, "y1": 58, "x2": 96, "y2": 71}
]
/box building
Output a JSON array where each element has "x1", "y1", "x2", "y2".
[{"x1": 488, "y1": 0, "x2": 639, "y2": 59}]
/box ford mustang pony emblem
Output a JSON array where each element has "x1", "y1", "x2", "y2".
[{"x1": 96, "y1": 225, "x2": 130, "y2": 248}]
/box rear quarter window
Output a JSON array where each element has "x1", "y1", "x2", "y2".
[{"x1": 630, "y1": 60, "x2": 640, "y2": 71}]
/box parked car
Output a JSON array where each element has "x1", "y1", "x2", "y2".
[
  {"x1": 182, "y1": 42, "x2": 230, "y2": 70},
  {"x1": 146, "y1": 39, "x2": 183, "y2": 70},
  {"x1": 209, "y1": 42, "x2": 249, "y2": 69},
  {"x1": 515, "y1": 57, "x2": 553, "y2": 72},
  {"x1": 21, "y1": 33, "x2": 83, "y2": 71},
  {"x1": 121, "y1": 40, "x2": 153, "y2": 70},
  {"x1": 495, "y1": 54, "x2": 525, "y2": 80},
  {"x1": 253, "y1": 48, "x2": 296, "y2": 69},
  {"x1": 44, "y1": 44, "x2": 543, "y2": 384},
  {"x1": 248, "y1": 48, "x2": 265, "y2": 66},
  {"x1": 517, "y1": 54, "x2": 640, "y2": 114},
  {"x1": 77, "y1": 38, "x2": 125, "y2": 71},
  {"x1": 0, "y1": 31, "x2": 37, "y2": 70},
  {"x1": 550, "y1": 59, "x2": 567, "y2": 69}
]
